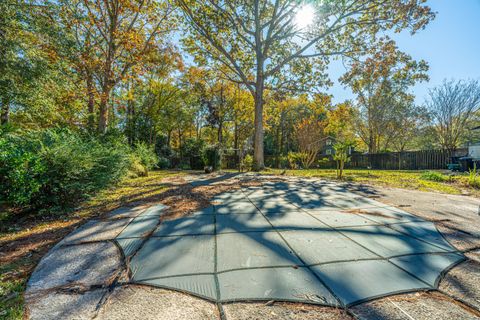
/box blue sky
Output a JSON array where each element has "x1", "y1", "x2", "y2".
[{"x1": 328, "y1": 0, "x2": 480, "y2": 104}]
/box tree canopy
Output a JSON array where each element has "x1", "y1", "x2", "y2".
[{"x1": 2, "y1": 0, "x2": 478, "y2": 174}]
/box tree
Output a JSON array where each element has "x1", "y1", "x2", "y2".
[
  {"x1": 325, "y1": 102, "x2": 357, "y2": 178},
  {"x1": 0, "y1": 1, "x2": 85, "y2": 128},
  {"x1": 390, "y1": 103, "x2": 429, "y2": 152},
  {"x1": 295, "y1": 116, "x2": 325, "y2": 168},
  {"x1": 293, "y1": 95, "x2": 328, "y2": 168},
  {"x1": 427, "y1": 80, "x2": 480, "y2": 152},
  {"x1": 176, "y1": 0, "x2": 434, "y2": 168},
  {"x1": 63, "y1": 0, "x2": 175, "y2": 133},
  {"x1": 340, "y1": 39, "x2": 429, "y2": 153},
  {"x1": 0, "y1": 1, "x2": 49, "y2": 125},
  {"x1": 202, "y1": 79, "x2": 233, "y2": 146}
]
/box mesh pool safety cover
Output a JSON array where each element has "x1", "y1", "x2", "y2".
[{"x1": 116, "y1": 179, "x2": 464, "y2": 307}]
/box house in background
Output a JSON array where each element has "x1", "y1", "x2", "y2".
[
  {"x1": 321, "y1": 136, "x2": 335, "y2": 157},
  {"x1": 319, "y1": 136, "x2": 354, "y2": 159}
]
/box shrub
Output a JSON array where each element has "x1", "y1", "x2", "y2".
[
  {"x1": 276, "y1": 155, "x2": 288, "y2": 169},
  {"x1": 157, "y1": 156, "x2": 170, "y2": 169},
  {"x1": 128, "y1": 157, "x2": 148, "y2": 178},
  {"x1": 468, "y1": 163, "x2": 480, "y2": 188},
  {"x1": 203, "y1": 145, "x2": 221, "y2": 171},
  {"x1": 131, "y1": 142, "x2": 157, "y2": 176},
  {"x1": 181, "y1": 138, "x2": 205, "y2": 170},
  {"x1": 333, "y1": 141, "x2": 354, "y2": 179},
  {"x1": 0, "y1": 128, "x2": 132, "y2": 212},
  {"x1": 420, "y1": 171, "x2": 447, "y2": 182},
  {"x1": 241, "y1": 154, "x2": 254, "y2": 171},
  {"x1": 297, "y1": 152, "x2": 311, "y2": 169},
  {"x1": 287, "y1": 152, "x2": 302, "y2": 169},
  {"x1": 155, "y1": 135, "x2": 174, "y2": 159},
  {"x1": 0, "y1": 134, "x2": 44, "y2": 206}
]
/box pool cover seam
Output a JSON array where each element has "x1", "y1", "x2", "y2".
[
  {"x1": 269, "y1": 187, "x2": 441, "y2": 291},
  {"x1": 212, "y1": 204, "x2": 221, "y2": 301},
  {"x1": 247, "y1": 178, "x2": 465, "y2": 305},
  {"x1": 294, "y1": 178, "x2": 466, "y2": 295},
  {"x1": 118, "y1": 176, "x2": 466, "y2": 307},
  {"x1": 122, "y1": 207, "x2": 168, "y2": 280},
  {"x1": 298, "y1": 178, "x2": 463, "y2": 256},
  {"x1": 131, "y1": 250, "x2": 464, "y2": 283},
  {"x1": 240, "y1": 187, "x2": 346, "y2": 308},
  {"x1": 287, "y1": 185, "x2": 457, "y2": 256},
  {"x1": 144, "y1": 219, "x2": 465, "y2": 239},
  {"x1": 338, "y1": 211, "x2": 459, "y2": 253}
]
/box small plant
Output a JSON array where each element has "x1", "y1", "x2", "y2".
[
  {"x1": 131, "y1": 142, "x2": 158, "y2": 176},
  {"x1": 181, "y1": 138, "x2": 205, "y2": 169},
  {"x1": 333, "y1": 141, "x2": 354, "y2": 179},
  {"x1": 468, "y1": 163, "x2": 480, "y2": 188},
  {"x1": 298, "y1": 152, "x2": 312, "y2": 169},
  {"x1": 420, "y1": 171, "x2": 447, "y2": 182},
  {"x1": 287, "y1": 152, "x2": 302, "y2": 169},
  {"x1": 157, "y1": 156, "x2": 170, "y2": 169},
  {"x1": 203, "y1": 145, "x2": 221, "y2": 171},
  {"x1": 241, "y1": 154, "x2": 254, "y2": 171}
]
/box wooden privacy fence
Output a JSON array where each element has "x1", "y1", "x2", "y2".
[
  {"x1": 348, "y1": 148, "x2": 467, "y2": 170},
  {"x1": 262, "y1": 148, "x2": 468, "y2": 170}
]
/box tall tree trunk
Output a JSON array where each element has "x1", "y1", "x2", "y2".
[
  {"x1": 280, "y1": 116, "x2": 285, "y2": 157},
  {"x1": 253, "y1": 79, "x2": 264, "y2": 169},
  {"x1": 0, "y1": 14, "x2": 8, "y2": 126},
  {"x1": 275, "y1": 124, "x2": 281, "y2": 168},
  {"x1": 218, "y1": 121, "x2": 223, "y2": 145},
  {"x1": 178, "y1": 129, "x2": 183, "y2": 154},
  {"x1": 339, "y1": 159, "x2": 345, "y2": 179},
  {"x1": 368, "y1": 131, "x2": 374, "y2": 154},
  {"x1": 126, "y1": 99, "x2": 135, "y2": 145},
  {"x1": 1, "y1": 96, "x2": 9, "y2": 125},
  {"x1": 234, "y1": 121, "x2": 238, "y2": 150},
  {"x1": 167, "y1": 129, "x2": 172, "y2": 147},
  {"x1": 86, "y1": 72, "x2": 95, "y2": 131},
  {"x1": 98, "y1": 84, "x2": 111, "y2": 133},
  {"x1": 98, "y1": 11, "x2": 117, "y2": 134},
  {"x1": 149, "y1": 123, "x2": 154, "y2": 144},
  {"x1": 152, "y1": 125, "x2": 157, "y2": 146}
]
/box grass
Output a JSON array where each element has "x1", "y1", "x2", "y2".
[
  {"x1": 0, "y1": 170, "x2": 183, "y2": 320},
  {"x1": 1, "y1": 168, "x2": 477, "y2": 318},
  {"x1": 260, "y1": 169, "x2": 478, "y2": 196}
]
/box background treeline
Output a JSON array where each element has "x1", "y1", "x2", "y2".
[{"x1": 2, "y1": 1, "x2": 480, "y2": 213}]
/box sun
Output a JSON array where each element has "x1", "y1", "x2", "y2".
[{"x1": 295, "y1": 4, "x2": 315, "y2": 29}]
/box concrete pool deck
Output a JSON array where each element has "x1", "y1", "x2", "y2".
[{"x1": 25, "y1": 174, "x2": 480, "y2": 319}]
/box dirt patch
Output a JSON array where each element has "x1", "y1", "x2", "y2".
[
  {"x1": 157, "y1": 175, "x2": 261, "y2": 221},
  {"x1": 0, "y1": 171, "x2": 182, "y2": 318},
  {"x1": 352, "y1": 291, "x2": 480, "y2": 319},
  {"x1": 342, "y1": 208, "x2": 392, "y2": 219},
  {"x1": 96, "y1": 284, "x2": 218, "y2": 320},
  {"x1": 222, "y1": 301, "x2": 353, "y2": 320},
  {"x1": 0, "y1": 219, "x2": 82, "y2": 283}
]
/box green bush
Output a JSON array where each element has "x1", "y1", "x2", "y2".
[
  {"x1": 0, "y1": 134, "x2": 44, "y2": 206},
  {"x1": 287, "y1": 152, "x2": 302, "y2": 169},
  {"x1": 130, "y1": 142, "x2": 157, "y2": 176},
  {"x1": 420, "y1": 171, "x2": 447, "y2": 182},
  {"x1": 0, "y1": 128, "x2": 132, "y2": 212},
  {"x1": 157, "y1": 156, "x2": 170, "y2": 169},
  {"x1": 181, "y1": 138, "x2": 205, "y2": 170},
  {"x1": 468, "y1": 163, "x2": 480, "y2": 188},
  {"x1": 203, "y1": 145, "x2": 221, "y2": 171},
  {"x1": 241, "y1": 154, "x2": 254, "y2": 171},
  {"x1": 128, "y1": 156, "x2": 148, "y2": 178}
]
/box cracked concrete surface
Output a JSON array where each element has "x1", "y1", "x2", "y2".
[
  {"x1": 25, "y1": 175, "x2": 480, "y2": 320},
  {"x1": 96, "y1": 285, "x2": 218, "y2": 320}
]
